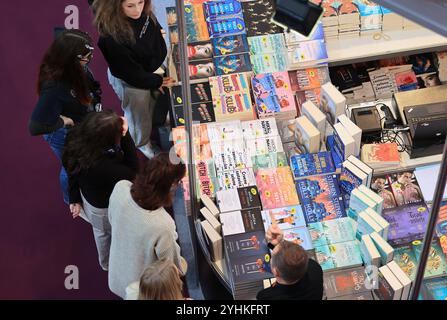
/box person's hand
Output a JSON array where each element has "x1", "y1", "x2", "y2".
[
  {"x1": 159, "y1": 77, "x2": 176, "y2": 94},
  {"x1": 121, "y1": 116, "x2": 128, "y2": 137},
  {"x1": 266, "y1": 223, "x2": 284, "y2": 246},
  {"x1": 69, "y1": 203, "x2": 82, "y2": 219},
  {"x1": 60, "y1": 115, "x2": 74, "y2": 127}
]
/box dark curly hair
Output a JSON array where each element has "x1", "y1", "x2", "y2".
[
  {"x1": 131, "y1": 153, "x2": 186, "y2": 210},
  {"x1": 62, "y1": 110, "x2": 123, "y2": 176},
  {"x1": 37, "y1": 29, "x2": 93, "y2": 105}
]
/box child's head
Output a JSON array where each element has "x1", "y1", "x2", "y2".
[{"x1": 138, "y1": 259, "x2": 184, "y2": 300}]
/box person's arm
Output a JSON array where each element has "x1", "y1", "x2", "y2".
[
  {"x1": 119, "y1": 132, "x2": 139, "y2": 172},
  {"x1": 98, "y1": 37, "x2": 163, "y2": 90},
  {"x1": 154, "y1": 221, "x2": 182, "y2": 270},
  {"x1": 266, "y1": 223, "x2": 284, "y2": 250}
]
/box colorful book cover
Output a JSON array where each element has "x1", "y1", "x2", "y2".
[
  {"x1": 408, "y1": 53, "x2": 437, "y2": 75},
  {"x1": 241, "y1": 0, "x2": 283, "y2": 37},
  {"x1": 237, "y1": 186, "x2": 262, "y2": 210},
  {"x1": 209, "y1": 72, "x2": 250, "y2": 96},
  {"x1": 422, "y1": 277, "x2": 447, "y2": 300},
  {"x1": 324, "y1": 266, "x2": 372, "y2": 299},
  {"x1": 393, "y1": 246, "x2": 418, "y2": 281},
  {"x1": 252, "y1": 152, "x2": 288, "y2": 171},
  {"x1": 203, "y1": 0, "x2": 243, "y2": 20},
  {"x1": 288, "y1": 67, "x2": 330, "y2": 91},
  {"x1": 211, "y1": 34, "x2": 250, "y2": 56},
  {"x1": 283, "y1": 227, "x2": 314, "y2": 250},
  {"x1": 173, "y1": 42, "x2": 214, "y2": 64},
  {"x1": 315, "y1": 241, "x2": 363, "y2": 271},
  {"x1": 261, "y1": 205, "x2": 307, "y2": 230},
  {"x1": 308, "y1": 217, "x2": 356, "y2": 247},
  {"x1": 173, "y1": 102, "x2": 216, "y2": 126},
  {"x1": 382, "y1": 202, "x2": 430, "y2": 247},
  {"x1": 171, "y1": 82, "x2": 212, "y2": 106},
  {"x1": 217, "y1": 168, "x2": 256, "y2": 191},
  {"x1": 288, "y1": 40, "x2": 329, "y2": 65},
  {"x1": 213, "y1": 92, "x2": 256, "y2": 122},
  {"x1": 370, "y1": 175, "x2": 398, "y2": 209},
  {"x1": 248, "y1": 34, "x2": 287, "y2": 55},
  {"x1": 296, "y1": 88, "x2": 322, "y2": 107},
  {"x1": 436, "y1": 202, "x2": 447, "y2": 251},
  {"x1": 339, "y1": 165, "x2": 363, "y2": 195},
  {"x1": 296, "y1": 174, "x2": 342, "y2": 203},
  {"x1": 228, "y1": 250, "x2": 273, "y2": 284},
  {"x1": 240, "y1": 209, "x2": 265, "y2": 234},
  {"x1": 212, "y1": 146, "x2": 252, "y2": 173},
  {"x1": 214, "y1": 53, "x2": 252, "y2": 75},
  {"x1": 177, "y1": 59, "x2": 216, "y2": 80},
  {"x1": 389, "y1": 171, "x2": 424, "y2": 207},
  {"x1": 250, "y1": 53, "x2": 289, "y2": 75},
  {"x1": 225, "y1": 230, "x2": 269, "y2": 260},
  {"x1": 207, "y1": 17, "x2": 246, "y2": 38},
  {"x1": 290, "y1": 152, "x2": 336, "y2": 179},
  {"x1": 412, "y1": 240, "x2": 447, "y2": 279},
  {"x1": 302, "y1": 195, "x2": 347, "y2": 224}
]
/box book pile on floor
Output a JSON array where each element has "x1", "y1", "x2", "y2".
[{"x1": 167, "y1": 0, "x2": 447, "y2": 300}]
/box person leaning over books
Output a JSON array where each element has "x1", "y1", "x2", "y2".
[
  {"x1": 107, "y1": 152, "x2": 186, "y2": 299},
  {"x1": 28, "y1": 29, "x2": 101, "y2": 205},
  {"x1": 257, "y1": 224, "x2": 324, "y2": 300},
  {"x1": 62, "y1": 110, "x2": 139, "y2": 271},
  {"x1": 92, "y1": 0, "x2": 175, "y2": 159}
]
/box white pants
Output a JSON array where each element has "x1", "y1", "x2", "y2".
[{"x1": 107, "y1": 69, "x2": 161, "y2": 158}]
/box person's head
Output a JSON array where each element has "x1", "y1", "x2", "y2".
[
  {"x1": 373, "y1": 177, "x2": 386, "y2": 190},
  {"x1": 270, "y1": 240, "x2": 309, "y2": 285},
  {"x1": 93, "y1": 0, "x2": 153, "y2": 44},
  {"x1": 62, "y1": 110, "x2": 124, "y2": 176},
  {"x1": 190, "y1": 62, "x2": 215, "y2": 78},
  {"x1": 398, "y1": 172, "x2": 413, "y2": 185},
  {"x1": 424, "y1": 74, "x2": 441, "y2": 87},
  {"x1": 131, "y1": 153, "x2": 186, "y2": 210},
  {"x1": 189, "y1": 44, "x2": 213, "y2": 59},
  {"x1": 38, "y1": 29, "x2": 93, "y2": 104},
  {"x1": 138, "y1": 258, "x2": 184, "y2": 300}
]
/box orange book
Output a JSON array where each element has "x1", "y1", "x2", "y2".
[{"x1": 361, "y1": 143, "x2": 400, "y2": 168}]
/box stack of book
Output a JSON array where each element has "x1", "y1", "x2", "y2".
[
  {"x1": 209, "y1": 73, "x2": 257, "y2": 122},
  {"x1": 170, "y1": 82, "x2": 215, "y2": 126},
  {"x1": 247, "y1": 34, "x2": 288, "y2": 74},
  {"x1": 337, "y1": 0, "x2": 360, "y2": 39},
  {"x1": 166, "y1": 4, "x2": 209, "y2": 45},
  {"x1": 294, "y1": 116, "x2": 321, "y2": 154},
  {"x1": 374, "y1": 261, "x2": 413, "y2": 300},
  {"x1": 361, "y1": 143, "x2": 400, "y2": 170},
  {"x1": 320, "y1": 82, "x2": 346, "y2": 125},
  {"x1": 347, "y1": 185, "x2": 384, "y2": 221},
  {"x1": 251, "y1": 72, "x2": 298, "y2": 120},
  {"x1": 301, "y1": 101, "x2": 327, "y2": 144},
  {"x1": 200, "y1": 194, "x2": 223, "y2": 262},
  {"x1": 324, "y1": 266, "x2": 374, "y2": 300},
  {"x1": 316, "y1": 0, "x2": 339, "y2": 40},
  {"x1": 381, "y1": 6, "x2": 403, "y2": 31},
  {"x1": 339, "y1": 156, "x2": 373, "y2": 206}
]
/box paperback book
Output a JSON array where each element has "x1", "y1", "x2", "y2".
[
  {"x1": 315, "y1": 241, "x2": 363, "y2": 271},
  {"x1": 308, "y1": 217, "x2": 356, "y2": 248},
  {"x1": 212, "y1": 34, "x2": 250, "y2": 56},
  {"x1": 261, "y1": 205, "x2": 307, "y2": 230},
  {"x1": 290, "y1": 152, "x2": 336, "y2": 180}
]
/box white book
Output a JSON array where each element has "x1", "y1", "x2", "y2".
[
  {"x1": 370, "y1": 232, "x2": 394, "y2": 265},
  {"x1": 347, "y1": 155, "x2": 373, "y2": 187},
  {"x1": 301, "y1": 100, "x2": 327, "y2": 135},
  {"x1": 246, "y1": 136, "x2": 284, "y2": 157},
  {"x1": 320, "y1": 82, "x2": 346, "y2": 125},
  {"x1": 217, "y1": 169, "x2": 257, "y2": 191},
  {"x1": 376, "y1": 265, "x2": 403, "y2": 300},
  {"x1": 348, "y1": 188, "x2": 377, "y2": 221},
  {"x1": 360, "y1": 234, "x2": 381, "y2": 268},
  {"x1": 359, "y1": 185, "x2": 384, "y2": 214},
  {"x1": 364, "y1": 208, "x2": 389, "y2": 241},
  {"x1": 216, "y1": 189, "x2": 242, "y2": 213},
  {"x1": 333, "y1": 122, "x2": 356, "y2": 161},
  {"x1": 219, "y1": 211, "x2": 245, "y2": 236},
  {"x1": 295, "y1": 116, "x2": 320, "y2": 153},
  {"x1": 387, "y1": 261, "x2": 412, "y2": 301},
  {"x1": 337, "y1": 114, "x2": 362, "y2": 157},
  {"x1": 357, "y1": 210, "x2": 383, "y2": 240},
  {"x1": 200, "y1": 194, "x2": 220, "y2": 217},
  {"x1": 207, "y1": 121, "x2": 243, "y2": 142},
  {"x1": 342, "y1": 160, "x2": 369, "y2": 187},
  {"x1": 200, "y1": 220, "x2": 223, "y2": 262},
  {"x1": 241, "y1": 118, "x2": 279, "y2": 140},
  {"x1": 200, "y1": 207, "x2": 222, "y2": 233}
]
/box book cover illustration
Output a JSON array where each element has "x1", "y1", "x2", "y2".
[
  {"x1": 288, "y1": 67, "x2": 330, "y2": 92},
  {"x1": 283, "y1": 227, "x2": 314, "y2": 250},
  {"x1": 247, "y1": 34, "x2": 287, "y2": 55},
  {"x1": 308, "y1": 217, "x2": 356, "y2": 247},
  {"x1": 252, "y1": 152, "x2": 288, "y2": 171},
  {"x1": 288, "y1": 40, "x2": 329, "y2": 65},
  {"x1": 250, "y1": 53, "x2": 289, "y2": 74},
  {"x1": 203, "y1": 0, "x2": 243, "y2": 20},
  {"x1": 393, "y1": 246, "x2": 418, "y2": 281},
  {"x1": 315, "y1": 241, "x2": 363, "y2": 271},
  {"x1": 213, "y1": 92, "x2": 255, "y2": 122},
  {"x1": 241, "y1": 0, "x2": 283, "y2": 37},
  {"x1": 251, "y1": 72, "x2": 296, "y2": 116},
  {"x1": 361, "y1": 143, "x2": 400, "y2": 165},
  {"x1": 408, "y1": 53, "x2": 437, "y2": 75},
  {"x1": 211, "y1": 34, "x2": 250, "y2": 56},
  {"x1": 370, "y1": 175, "x2": 398, "y2": 209},
  {"x1": 214, "y1": 53, "x2": 252, "y2": 75},
  {"x1": 173, "y1": 42, "x2": 214, "y2": 64},
  {"x1": 339, "y1": 166, "x2": 363, "y2": 196},
  {"x1": 382, "y1": 202, "x2": 429, "y2": 247},
  {"x1": 171, "y1": 82, "x2": 212, "y2": 106},
  {"x1": 261, "y1": 205, "x2": 307, "y2": 230},
  {"x1": 229, "y1": 251, "x2": 273, "y2": 284},
  {"x1": 209, "y1": 72, "x2": 250, "y2": 96},
  {"x1": 422, "y1": 277, "x2": 447, "y2": 300},
  {"x1": 302, "y1": 195, "x2": 347, "y2": 224},
  {"x1": 324, "y1": 266, "x2": 371, "y2": 299},
  {"x1": 237, "y1": 186, "x2": 262, "y2": 210},
  {"x1": 296, "y1": 174, "x2": 342, "y2": 203},
  {"x1": 389, "y1": 171, "x2": 424, "y2": 207},
  {"x1": 217, "y1": 168, "x2": 256, "y2": 191},
  {"x1": 225, "y1": 230, "x2": 269, "y2": 260},
  {"x1": 290, "y1": 152, "x2": 336, "y2": 179},
  {"x1": 417, "y1": 73, "x2": 442, "y2": 89},
  {"x1": 207, "y1": 17, "x2": 246, "y2": 38},
  {"x1": 296, "y1": 88, "x2": 322, "y2": 108},
  {"x1": 173, "y1": 102, "x2": 216, "y2": 126},
  {"x1": 412, "y1": 240, "x2": 447, "y2": 279},
  {"x1": 240, "y1": 209, "x2": 265, "y2": 234},
  {"x1": 176, "y1": 59, "x2": 216, "y2": 81}
]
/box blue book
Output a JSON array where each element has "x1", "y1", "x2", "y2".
[
  {"x1": 207, "y1": 18, "x2": 246, "y2": 38},
  {"x1": 204, "y1": 0, "x2": 243, "y2": 20},
  {"x1": 423, "y1": 277, "x2": 447, "y2": 300},
  {"x1": 326, "y1": 135, "x2": 343, "y2": 170},
  {"x1": 302, "y1": 195, "x2": 347, "y2": 225},
  {"x1": 213, "y1": 53, "x2": 252, "y2": 75},
  {"x1": 211, "y1": 34, "x2": 250, "y2": 56},
  {"x1": 290, "y1": 152, "x2": 336, "y2": 180},
  {"x1": 296, "y1": 174, "x2": 342, "y2": 203}
]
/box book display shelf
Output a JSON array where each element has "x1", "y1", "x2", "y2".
[{"x1": 169, "y1": 0, "x2": 447, "y2": 300}]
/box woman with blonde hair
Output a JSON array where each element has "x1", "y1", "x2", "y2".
[{"x1": 92, "y1": 0, "x2": 175, "y2": 158}]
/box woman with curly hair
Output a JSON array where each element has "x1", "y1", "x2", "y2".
[
  {"x1": 92, "y1": 0, "x2": 175, "y2": 158},
  {"x1": 107, "y1": 152, "x2": 185, "y2": 298},
  {"x1": 62, "y1": 110, "x2": 138, "y2": 271}
]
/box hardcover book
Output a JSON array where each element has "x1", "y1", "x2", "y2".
[
  {"x1": 320, "y1": 82, "x2": 346, "y2": 125},
  {"x1": 301, "y1": 195, "x2": 346, "y2": 224},
  {"x1": 290, "y1": 152, "x2": 336, "y2": 180},
  {"x1": 393, "y1": 246, "x2": 418, "y2": 281}
]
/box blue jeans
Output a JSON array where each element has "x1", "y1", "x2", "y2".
[{"x1": 43, "y1": 127, "x2": 69, "y2": 204}]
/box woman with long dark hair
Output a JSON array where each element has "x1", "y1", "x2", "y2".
[
  {"x1": 62, "y1": 110, "x2": 138, "y2": 271},
  {"x1": 29, "y1": 29, "x2": 101, "y2": 204},
  {"x1": 107, "y1": 152, "x2": 185, "y2": 298},
  {"x1": 92, "y1": 0, "x2": 175, "y2": 159}
]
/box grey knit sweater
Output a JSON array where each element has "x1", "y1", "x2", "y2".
[{"x1": 108, "y1": 180, "x2": 181, "y2": 298}]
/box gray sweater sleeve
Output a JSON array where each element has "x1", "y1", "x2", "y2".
[{"x1": 155, "y1": 222, "x2": 182, "y2": 269}]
